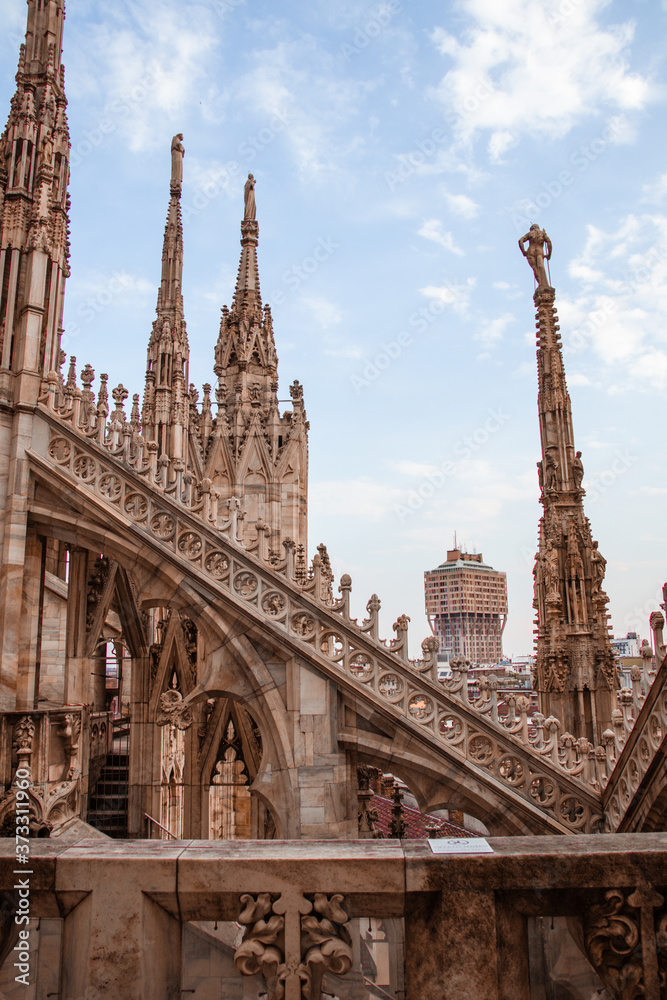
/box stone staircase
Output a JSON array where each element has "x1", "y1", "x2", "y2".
[
  {"x1": 87, "y1": 718, "x2": 130, "y2": 837},
  {"x1": 32, "y1": 410, "x2": 629, "y2": 834}
]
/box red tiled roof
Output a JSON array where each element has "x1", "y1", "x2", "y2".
[{"x1": 370, "y1": 794, "x2": 472, "y2": 839}]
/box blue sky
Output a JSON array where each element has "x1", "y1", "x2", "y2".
[{"x1": 2, "y1": 0, "x2": 666, "y2": 657}]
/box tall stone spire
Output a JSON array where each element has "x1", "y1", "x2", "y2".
[
  {"x1": 205, "y1": 177, "x2": 308, "y2": 552},
  {"x1": 142, "y1": 135, "x2": 190, "y2": 462},
  {"x1": 0, "y1": 0, "x2": 70, "y2": 401},
  {"x1": 0, "y1": 0, "x2": 70, "y2": 710},
  {"x1": 520, "y1": 227, "x2": 618, "y2": 743}
]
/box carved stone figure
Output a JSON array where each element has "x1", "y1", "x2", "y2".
[
  {"x1": 572, "y1": 450, "x2": 584, "y2": 489},
  {"x1": 544, "y1": 540, "x2": 560, "y2": 597},
  {"x1": 519, "y1": 224, "x2": 553, "y2": 288},
  {"x1": 170, "y1": 133, "x2": 184, "y2": 189},
  {"x1": 545, "y1": 451, "x2": 558, "y2": 491},
  {"x1": 244, "y1": 173, "x2": 256, "y2": 220},
  {"x1": 590, "y1": 541, "x2": 607, "y2": 595},
  {"x1": 566, "y1": 524, "x2": 584, "y2": 581}
]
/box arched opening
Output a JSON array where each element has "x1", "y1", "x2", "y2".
[
  {"x1": 208, "y1": 717, "x2": 252, "y2": 840},
  {"x1": 203, "y1": 701, "x2": 274, "y2": 840}
]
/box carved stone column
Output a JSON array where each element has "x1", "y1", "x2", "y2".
[
  {"x1": 64, "y1": 547, "x2": 89, "y2": 705},
  {"x1": 406, "y1": 889, "x2": 504, "y2": 1000}
]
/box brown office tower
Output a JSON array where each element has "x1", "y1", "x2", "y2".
[{"x1": 425, "y1": 548, "x2": 508, "y2": 663}]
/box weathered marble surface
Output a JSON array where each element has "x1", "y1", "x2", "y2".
[{"x1": 1, "y1": 835, "x2": 666, "y2": 999}]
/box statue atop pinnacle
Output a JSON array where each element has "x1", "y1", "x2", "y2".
[
  {"x1": 244, "y1": 173, "x2": 256, "y2": 221},
  {"x1": 170, "y1": 133, "x2": 184, "y2": 195},
  {"x1": 519, "y1": 224, "x2": 553, "y2": 289}
]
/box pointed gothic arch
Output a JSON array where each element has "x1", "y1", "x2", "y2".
[{"x1": 199, "y1": 698, "x2": 275, "y2": 840}]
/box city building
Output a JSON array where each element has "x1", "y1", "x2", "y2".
[
  {"x1": 1, "y1": 5, "x2": 667, "y2": 999},
  {"x1": 424, "y1": 547, "x2": 508, "y2": 663},
  {"x1": 611, "y1": 631, "x2": 648, "y2": 687}
]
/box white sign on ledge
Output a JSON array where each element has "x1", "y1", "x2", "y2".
[{"x1": 428, "y1": 837, "x2": 494, "y2": 855}]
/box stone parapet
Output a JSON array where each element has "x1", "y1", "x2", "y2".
[{"x1": 1, "y1": 835, "x2": 667, "y2": 999}]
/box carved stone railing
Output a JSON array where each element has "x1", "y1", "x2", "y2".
[
  {"x1": 0, "y1": 706, "x2": 110, "y2": 834},
  {"x1": 1, "y1": 836, "x2": 666, "y2": 1000},
  {"x1": 604, "y1": 616, "x2": 667, "y2": 833},
  {"x1": 30, "y1": 412, "x2": 610, "y2": 834}
]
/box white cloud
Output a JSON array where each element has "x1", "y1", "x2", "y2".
[
  {"x1": 74, "y1": 1, "x2": 224, "y2": 152},
  {"x1": 418, "y1": 219, "x2": 464, "y2": 255},
  {"x1": 493, "y1": 281, "x2": 522, "y2": 300},
  {"x1": 429, "y1": 0, "x2": 651, "y2": 152},
  {"x1": 488, "y1": 130, "x2": 515, "y2": 163},
  {"x1": 390, "y1": 460, "x2": 443, "y2": 478},
  {"x1": 420, "y1": 277, "x2": 475, "y2": 314},
  {"x1": 476, "y1": 312, "x2": 513, "y2": 346},
  {"x1": 442, "y1": 191, "x2": 480, "y2": 218},
  {"x1": 642, "y1": 172, "x2": 667, "y2": 205},
  {"x1": 561, "y1": 213, "x2": 667, "y2": 389},
  {"x1": 300, "y1": 296, "x2": 343, "y2": 329},
  {"x1": 237, "y1": 37, "x2": 372, "y2": 181}
]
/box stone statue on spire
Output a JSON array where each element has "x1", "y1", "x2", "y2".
[
  {"x1": 244, "y1": 173, "x2": 256, "y2": 220},
  {"x1": 171, "y1": 134, "x2": 185, "y2": 193},
  {"x1": 519, "y1": 224, "x2": 552, "y2": 288}
]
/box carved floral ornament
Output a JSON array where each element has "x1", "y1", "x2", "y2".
[
  {"x1": 234, "y1": 890, "x2": 353, "y2": 1000},
  {"x1": 582, "y1": 885, "x2": 667, "y2": 999}
]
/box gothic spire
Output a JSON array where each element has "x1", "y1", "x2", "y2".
[
  {"x1": 0, "y1": 0, "x2": 70, "y2": 389},
  {"x1": 214, "y1": 175, "x2": 277, "y2": 382},
  {"x1": 204, "y1": 177, "x2": 309, "y2": 554},
  {"x1": 22, "y1": 0, "x2": 66, "y2": 76},
  {"x1": 520, "y1": 228, "x2": 618, "y2": 743},
  {"x1": 142, "y1": 135, "x2": 190, "y2": 461},
  {"x1": 232, "y1": 172, "x2": 262, "y2": 317}
]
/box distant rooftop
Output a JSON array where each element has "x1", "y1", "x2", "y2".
[{"x1": 428, "y1": 548, "x2": 502, "y2": 573}]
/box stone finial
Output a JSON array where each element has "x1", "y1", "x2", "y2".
[
  {"x1": 649, "y1": 610, "x2": 665, "y2": 655},
  {"x1": 80, "y1": 363, "x2": 94, "y2": 390},
  {"x1": 640, "y1": 639, "x2": 653, "y2": 661},
  {"x1": 65, "y1": 355, "x2": 77, "y2": 391},
  {"x1": 289, "y1": 379, "x2": 304, "y2": 402},
  {"x1": 97, "y1": 373, "x2": 109, "y2": 414}
]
